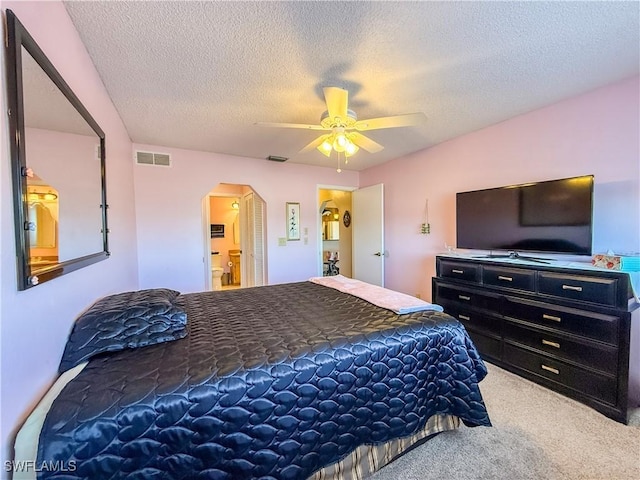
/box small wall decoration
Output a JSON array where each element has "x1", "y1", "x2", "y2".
[
  {"x1": 286, "y1": 202, "x2": 300, "y2": 241},
  {"x1": 211, "y1": 224, "x2": 225, "y2": 238},
  {"x1": 343, "y1": 210, "x2": 351, "y2": 228}
]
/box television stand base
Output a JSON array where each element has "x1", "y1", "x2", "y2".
[{"x1": 475, "y1": 251, "x2": 551, "y2": 264}]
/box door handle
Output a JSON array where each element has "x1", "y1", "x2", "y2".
[{"x1": 374, "y1": 252, "x2": 382, "y2": 256}]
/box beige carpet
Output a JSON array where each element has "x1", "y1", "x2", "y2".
[{"x1": 371, "y1": 363, "x2": 640, "y2": 480}]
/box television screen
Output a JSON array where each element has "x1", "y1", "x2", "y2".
[{"x1": 456, "y1": 175, "x2": 594, "y2": 255}]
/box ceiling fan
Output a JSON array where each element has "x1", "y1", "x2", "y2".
[{"x1": 256, "y1": 87, "x2": 426, "y2": 159}]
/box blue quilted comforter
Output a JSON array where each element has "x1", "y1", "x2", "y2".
[{"x1": 38, "y1": 282, "x2": 490, "y2": 479}]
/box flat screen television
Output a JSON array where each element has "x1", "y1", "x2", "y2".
[{"x1": 456, "y1": 175, "x2": 594, "y2": 258}]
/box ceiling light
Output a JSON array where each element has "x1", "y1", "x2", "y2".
[
  {"x1": 332, "y1": 136, "x2": 346, "y2": 153},
  {"x1": 318, "y1": 138, "x2": 333, "y2": 157},
  {"x1": 344, "y1": 140, "x2": 359, "y2": 156}
]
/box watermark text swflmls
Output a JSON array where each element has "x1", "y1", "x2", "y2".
[{"x1": 4, "y1": 460, "x2": 77, "y2": 472}]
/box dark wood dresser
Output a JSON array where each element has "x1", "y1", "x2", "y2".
[{"x1": 432, "y1": 254, "x2": 640, "y2": 423}]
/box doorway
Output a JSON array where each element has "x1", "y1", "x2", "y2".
[
  {"x1": 318, "y1": 188, "x2": 353, "y2": 278},
  {"x1": 204, "y1": 183, "x2": 266, "y2": 291},
  {"x1": 318, "y1": 184, "x2": 385, "y2": 286}
]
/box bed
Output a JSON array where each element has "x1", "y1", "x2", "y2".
[{"x1": 13, "y1": 278, "x2": 490, "y2": 479}]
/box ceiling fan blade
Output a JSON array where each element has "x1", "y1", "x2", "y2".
[
  {"x1": 353, "y1": 112, "x2": 426, "y2": 131},
  {"x1": 299, "y1": 134, "x2": 331, "y2": 153},
  {"x1": 255, "y1": 122, "x2": 328, "y2": 131},
  {"x1": 323, "y1": 87, "x2": 348, "y2": 122},
  {"x1": 350, "y1": 132, "x2": 384, "y2": 153}
]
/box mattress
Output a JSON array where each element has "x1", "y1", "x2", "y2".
[{"x1": 16, "y1": 281, "x2": 490, "y2": 479}]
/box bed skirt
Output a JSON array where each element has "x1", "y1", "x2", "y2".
[{"x1": 310, "y1": 414, "x2": 460, "y2": 479}]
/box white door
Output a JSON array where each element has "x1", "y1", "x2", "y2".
[{"x1": 352, "y1": 183, "x2": 384, "y2": 286}]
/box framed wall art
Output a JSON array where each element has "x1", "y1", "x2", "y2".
[
  {"x1": 286, "y1": 202, "x2": 300, "y2": 241},
  {"x1": 343, "y1": 210, "x2": 351, "y2": 228},
  {"x1": 210, "y1": 224, "x2": 225, "y2": 238}
]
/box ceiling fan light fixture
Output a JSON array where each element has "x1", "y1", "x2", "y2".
[
  {"x1": 259, "y1": 87, "x2": 422, "y2": 163},
  {"x1": 332, "y1": 128, "x2": 348, "y2": 152},
  {"x1": 345, "y1": 140, "x2": 359, "y2": 156},
  {"x1": 320, "y1": 109, "x2": 357, "y2": 129},
  {"x1": 318, "y1": 138, "x2": 333, "y2": 157}
]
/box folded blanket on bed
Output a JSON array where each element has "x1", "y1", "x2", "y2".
[{"x1": 310, "y1": 275, "x2": 444, "y2": 314}]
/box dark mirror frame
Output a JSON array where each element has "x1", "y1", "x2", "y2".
[{"x1": 5, "y1": 9, "x2": 109, "y2": 290}]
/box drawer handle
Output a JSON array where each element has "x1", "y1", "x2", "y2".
[
  {"x1": 562, "y1": 284, "x2": 583, "y2": 292},
  {"x1": 542, "y1": 313, "x2": 562, "y2": 323},
  {"x1": 542, "y1": 339, "x2": 561, "y2": 349},
  {"x1": 541, "y1": 364, "x2": 560, "y2": 375},
  {"x1": 498, "y1": 275, "x2": 513, "y2": 282},
  {"x1": 459, "y1": 314, "x2": 470, "y2": 321},
  {"x1": 452, "y1": 269, "x2": 464, "y2": 274},
  {"x1": 458, "y1": 295, "x2": 471, "y2": 301}
]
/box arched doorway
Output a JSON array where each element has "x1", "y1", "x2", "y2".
[{"x1": 203, "y1": 183, "x2": 267, "y2": 290}]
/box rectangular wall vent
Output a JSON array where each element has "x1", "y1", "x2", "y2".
[
  {"x1": 136, "y1": 151, "x2": 171, "y2": 166},
  {"x1": 267, "y1": 155, "x2": 288, "y2": 162}
]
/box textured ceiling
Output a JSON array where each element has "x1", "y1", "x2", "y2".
[{"x1": 63, "y1": 1, "x2": 639, "y2": 171}]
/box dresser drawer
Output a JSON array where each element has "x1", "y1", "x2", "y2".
[
  {"x1": 465, "y1": 330, "x2": 502, "y2": 361},
  {"x1": 503, "y1": 298, "x2": 619, "y2": 345},
  {"x1": 439, "y1": 261, "x2": 480, "y2": 283},
  {"x1": 435, "y1": 284, "x2": 501, "y2": 311},
  {"x1": 503, "y1": 322, "x2": 618, "y2": 375},
  {"x1": 538, "y1": 272, "x2": 618, "y2": 306},
  {"x1": 483, "y1": 266, "x2": 536, "y2": 292},
  {"x1": 503, "y1": 344, "x2": 617, "y2": 405},
  {"x1": 442, "y1": 303, "x2": 502, "y2": 338}
]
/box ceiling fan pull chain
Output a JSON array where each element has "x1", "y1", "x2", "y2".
[{"x1": 336, "y1": 151, "x2": 342, "y2": 173}]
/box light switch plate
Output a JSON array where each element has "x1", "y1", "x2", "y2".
[{"x1": 278, "y1": 237, "x2": 287, "y2": 246}]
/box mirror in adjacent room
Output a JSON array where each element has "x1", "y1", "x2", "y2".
[
  {"x1": 6, "y1": 10, "x2": 108, "y2": 290},
  {"x1": 322, "y1": 207, "x2": 340, "y2": 240}
]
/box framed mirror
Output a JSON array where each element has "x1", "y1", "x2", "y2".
[
  {"x1": 322, "y1": 207, "x2": 340, "y2": 241},
  {"x1": 5, "y1": 10, "x2": 109, "y2": 290}
]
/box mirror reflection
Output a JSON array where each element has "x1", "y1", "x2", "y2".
[
  {"x1": 27, "y1": 184, "x2": 59, "y2": 269},
  {"x1": 322, "y1": 207, "x2": 340, "y2": 241},
  {"x1": 22, "y1": 47, "x2": 104, "y2": 272},
  {"x1": 7, "y1": 9, "x2": 108, "y2": 289}
]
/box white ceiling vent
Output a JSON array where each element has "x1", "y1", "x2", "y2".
[{"x1": 136, "y1": 151, "x2": 171, "y2": 166}]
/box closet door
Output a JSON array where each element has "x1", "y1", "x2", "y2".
[{"x1": 240, "y1": 192, "x2": 266, "y2": 287}]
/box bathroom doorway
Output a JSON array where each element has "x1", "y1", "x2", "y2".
[
  {"x1": 203, "y1": 184, "x2": 267, "y2": 291},
  {"x1": 318, "y1": 188, "x2": 353, "y2": 278}
]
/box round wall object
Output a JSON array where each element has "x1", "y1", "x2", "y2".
[{"x1": 343, "y1": 210, "x2": 351, "y2": 227}]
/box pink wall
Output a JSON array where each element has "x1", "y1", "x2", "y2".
[
  {"x1": 133, "y1": 144, "x2": 359, "y2": 291},
  {"x1": 0, "y1": 1, "x2": 637, "y2": 466},
  {"x1": 361, "y1": 76, "x2": 640, "y2": 301},
  {"x1": 0, "y1": 1, "x2": 138, "y2": 461}
]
